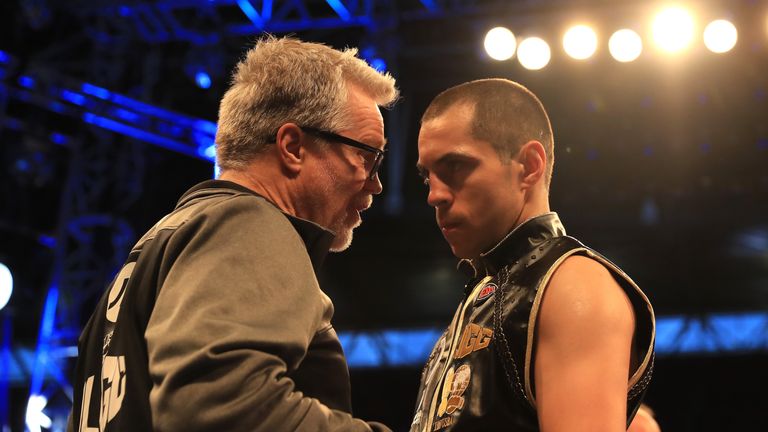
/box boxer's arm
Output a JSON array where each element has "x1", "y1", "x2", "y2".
[{"x1": 534, "y1": 255, "x2": 635, "y2": 432}]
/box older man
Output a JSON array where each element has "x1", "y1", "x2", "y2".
[
  {"x1": 412, "y1": 79, "x2": 654, "y2": 431},
  {"x1": 69, "y1": 37, "x2": 398, "y2": 431}
]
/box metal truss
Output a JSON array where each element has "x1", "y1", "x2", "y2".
[
  {"x1": 19, "y1": 128, "x2": 145, "y2": 431},
  {"x1": 68, "y1": 0, "x2": 392, "y2": 44},
  {"x1": 0, "y1": 50, "x2": 205, "y2": 429},
  {"x1": 0, "y1": 50, "x2": 216, "y2": 164},
  {"x1": 53, "y1": 0, "x2": 530, "y2": 44}
]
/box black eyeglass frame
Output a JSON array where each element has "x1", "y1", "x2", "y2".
[{"x1": 300, "y1": 126, "x2": 385, "y2": 181}]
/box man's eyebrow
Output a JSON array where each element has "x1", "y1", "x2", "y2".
[
  {"x1": 416, "y1": 151, "x2": 475, "y2": 177},
  {"x1": 357, "y1": 134, "x2": 387, "y2": 150},
  {"x1": 433, "y1": 152, "x2": 476, "y2": 168},
  {"x1": 366, "y1": 136, "x2": 387, "y2": 151}
]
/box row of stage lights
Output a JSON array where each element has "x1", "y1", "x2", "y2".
[{"x1": 484, "y1": 6, "x2": 745, "y2": 70}]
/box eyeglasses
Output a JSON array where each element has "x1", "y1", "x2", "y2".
[{"x1": 300, "y1": 126, "x2": 385, "y2": 181}]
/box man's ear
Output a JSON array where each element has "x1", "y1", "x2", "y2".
[
  {"x1": 517, "y1": 140, "x2": 546, "y2": 189},
  {"x1": 275, "y1": 123, "x2": 304, "y2": 176}
]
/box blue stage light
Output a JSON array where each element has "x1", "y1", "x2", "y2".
[
  {"x1": 237, "y1": 0, "x2": 262, "y2": 26},
  {"x1": 81, "y1": 83, "x2": 110, "y2": 99},
  {"x1": 338, "y1": 312, "x2": 768, "y2": 368},
  {"x1": 262, "y1": 0, "x2": 273, "y2": 20},
  {"x1": 339, "y1": 328, "x2": 444, "y2": 368},
  {"x1": 195, "y1": 71, "x2": 212, "y2": 89},
  {"x1": 83, "y1": 113, "x2": 198, "y2": 158},
  {"x1": 60, "y1": 90, "x2": 86, "y2": 106},
  {"x1": 14, "y1": 159, "x2": 30, "y2": 173},
  {"x1": 326, "y1": 0, "x2": 351, "y2": 21},
  {"x1": 418, "y1": 0, "x2": 439, "y2": 12},
  {"x1": 370, "y1": 58, "x2": 387, "y2": 73},
  {"x1": 49, "y1": 132, "x2": 68, "y2": 146},
  {"x1": 111, "y1": 107, "x2": 141, "y2": 124},
  {"x1": 18, "y1": 75, "x2": 35, "y2": 89},
  {"x1": 37, "y1": 235, "x2": 56, "y2": 248},
  {"x1": 195, "y1": 119, "x2": 218, "y2": 135},
  {"x1": 47, "y1": 101, "x2": 68, "y2": 114},
  {"x1": 197, "y1": 140, "x2": 216, "y2": 162}
]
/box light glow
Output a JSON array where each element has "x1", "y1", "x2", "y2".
[
  {"x1": 0, "y1": 262, "x2": 11, "y2": 310},
  {"x1": 484, "y1": 27, "x2": 517, "y2": 61},
  {"x1": 25, "y1": 395, "x2": 52, "y2": 432},
  {"x1": 563, "y1": 25, "x2": 598, "y2": 60},
  {"x1": 652, "y1": 6, "x2": 695, "y2": 53},
  {"x1": 609, "y1": 29, "x2": 643, "y2": 62},
  {"x1": 703, "y1": 19, "x2": 738, "y2": 53},
  {"x1": 195, "y1": 71, "x2": 212, "y2": 89},
  {"x1": 517, "y1": 37, "x2": 551, "y2": 70}
]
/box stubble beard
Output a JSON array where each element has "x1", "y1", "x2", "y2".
[
  {"x1": 329, "y1": 221, "x2": 355, "y2": 252},
  {"x1": 329, "y1": 201, "x2": 364, "y2": 252},
  {"x1": 315, "y1": 165, "x2": 360, "y2": 252}
]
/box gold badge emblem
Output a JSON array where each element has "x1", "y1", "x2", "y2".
[{"x1": 456, "y1": 323, "x2": 493, "y2": 359}]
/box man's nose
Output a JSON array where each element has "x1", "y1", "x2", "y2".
[
  {"x1": 426, "y1": 178, "x2": 450, "y2": 208},
  {"x1": 366, "y1": 171, "x2": 383, "y2": 195}
]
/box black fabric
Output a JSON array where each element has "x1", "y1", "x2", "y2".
[
  {"x1": 410, "y1": 213, "x2": 655, "y2": 432},
  {"x1": 69, "y1": 230, "x2": 174, "y2": 431}
]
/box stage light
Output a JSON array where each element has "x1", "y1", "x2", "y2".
[
  {"x1": 359, "y1": 46, "x2": 389, "y2": 72},
  {"x1": 517, "y1": 37, "x2": 551, "y2": 70},
  {"x1": 704, "y1": 19, "x2": 737, "y2": 53},
  {"x1": 563, "y1": 25, "x2": 598, "y2": 60},
  {"x1": 484, "y1": 27, "x2": 517, "y2": 61},
  {"x1": 18, "y1": 75, "x2": 35, "y2": 89},
  {"x1": 0, "y1": 262, "x2": 11, "y2": 311},
  {"x1": 609, "y1": 29, "x2": 643, "y2": 62},
  {"x1": 26, "y1": 394, "x2": 52, "y2": 432},
  {"x1": 195, "y1": 71, "x2": 212, "y2": 89},
  {"x1": 184, "y1": 47, "x2": 223, "y2": 90},
  {"x1": 369, "y1": 57, "x2": 387, "y2": 72},
  {"x1": 197, "y1": 142, "x2": 216, "y2": 161},
  {"x1": 652, "y1": 6, "x2": 695, "y2": 53}
]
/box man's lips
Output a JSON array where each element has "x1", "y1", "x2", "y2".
[
  {"x1": 354, "y1": 202, "x2": 371, "y2": 213},
  {"x1": 438, "y1": 219, "x2": 461, "y2": 231},
  {"x1": 351, "y1": 198, "x2": 373, "y2": 217}
]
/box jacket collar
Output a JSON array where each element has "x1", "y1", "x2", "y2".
[
  {"x1": 460, "y1": 212, "x2": 566, "y2": 277},
  {"x1": 178, "y1": 180, "x2": 335, "y2": 272}
]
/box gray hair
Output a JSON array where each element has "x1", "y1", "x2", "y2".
[{"x1": 215, "y1": 36, "x2": 399, "y2": 170}]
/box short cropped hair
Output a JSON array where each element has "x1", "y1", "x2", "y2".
[
  {"x1": 421, "y1": 78, "x2": 554, "y2": 188},
  {"x1": 216, "y1": 36, "x2": 399, "y2": 170}
]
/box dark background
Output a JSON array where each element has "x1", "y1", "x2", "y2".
[{"x1": 1, "y1": 0, "x2": 767, "y2": 430}]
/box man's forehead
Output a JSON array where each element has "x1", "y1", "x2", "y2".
[
  {"x1": 425, "y1": 101, "x2": 475, "y2": 126},
  {"x1": 344, "y1": 112, "x2": 386, "y2": 149},
  {"x1": 367, "y1": 122, "x2": 387, "y2": 149}
]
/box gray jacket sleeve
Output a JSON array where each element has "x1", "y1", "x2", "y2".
[{"x1": 145, "y1": 196, "x2": 388, "y2": 431}]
